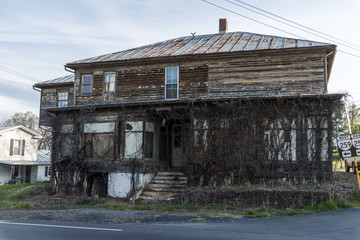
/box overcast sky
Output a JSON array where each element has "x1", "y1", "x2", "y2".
[{"x1": 1, "y1": 0, "x2": 359, "y2": 117}]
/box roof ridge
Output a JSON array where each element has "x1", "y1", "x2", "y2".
[{"x1": 64, "y1": 31, "x2": 334, "y2": 66}]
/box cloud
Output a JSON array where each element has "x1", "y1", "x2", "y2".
[{"x1": 0, "y1": 95, "x2": 38, "y2": 117}]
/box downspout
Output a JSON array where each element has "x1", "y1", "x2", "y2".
[{"x1": 64, "y1": 66, "x2": 76, "y2": 106}]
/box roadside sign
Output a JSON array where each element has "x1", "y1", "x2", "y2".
[
  {"x1": 337, "y1": 135, "x2": 360, "y2": 158},
  {"x1": 352, "y1": 134, "x2": 360, "y2": 156}
]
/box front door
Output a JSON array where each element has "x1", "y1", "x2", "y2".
[
  {"x1": 25, "y1": 166, "x2": 31, "y2": 183},
  {"x1": 172, "y1": 125, "x2": 184, "y2": 168}
]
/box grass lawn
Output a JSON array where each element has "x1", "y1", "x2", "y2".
[{"x1": 1, "y1": 180, "x2": 360, "y2": 219}]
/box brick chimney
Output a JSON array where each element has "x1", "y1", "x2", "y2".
[{"x1": 219, "y1": 18, "x2": 228, "y2": 34}]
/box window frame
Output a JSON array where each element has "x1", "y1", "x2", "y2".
[
  {"x1": 165, "y1": 66, "x2": 179, "y2": 100},
  {"x1": 81, "y1": 75, "x2": 93, "y2": 94},
  {"x1": 10, "y1": 139, "x2": 25, "y2": 156},
  {"x1": 104, "y1": 72, "x2": 116, "y2": 94},
  {"x1": 13, "y1": 140, "x2": 21, "y2": 155},
  {"x1": 57, "y1": 91, "x2": 69, "y2": 107}
]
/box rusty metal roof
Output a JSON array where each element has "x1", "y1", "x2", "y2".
[
  {"x1": 67, "y1": 31, "x2": 334, "y2": 65},
  {"x1": 34, "y1": 75, "x2": 74, "y2": 87}
]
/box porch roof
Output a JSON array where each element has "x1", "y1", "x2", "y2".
[
  {"x1": 0, "y1": 160, "x2": 49, "y2": 166},
  {"x1": 44, "y1": 93, "x2": 343, "y2": 113}
]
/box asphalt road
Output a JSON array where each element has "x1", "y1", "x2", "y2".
[{"x1": 1, "y1": 208, "x2": 360, "y2": 240}]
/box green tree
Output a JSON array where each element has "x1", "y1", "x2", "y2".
[
  {"x1": 345, "y1": 103, "x2": 360, "y2": 134},
  {"x1": 4, "y1": 111, "x2": 38, "y2": 131}
]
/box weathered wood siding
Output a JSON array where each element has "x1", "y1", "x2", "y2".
[
  {"x1": 73, "y1": 50, "x2": 327, "y2": 106},
  {"x1": 208, "y1": 52, "x2": 326, "y2": 98},
  {"x1": 75, "y1": 64, "x2": 209, "y2": 105},
  {"x1": 39, "y1": 86, "x2": 74, "y2": 126}
]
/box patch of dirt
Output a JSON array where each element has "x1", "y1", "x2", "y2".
[
  {"x1": 22, "y1": 185, "x2": 105, "y2": 208},
  {"x1": 332, "y1": 172, "x2": 360, "y2": 199}
]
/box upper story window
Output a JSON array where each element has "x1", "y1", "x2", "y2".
[
  {"x1": 82, "y1": 75, "x2": 92, "y2": 94},
  {"x1": 10, "y1": 139, "x2": 25, "y2": 156},
  {"x1": 57, "y1": 91, "x2": 68, "y2": 107},
  {"x1": 104, "y1": 72, "x2": 116, "y2": 94},
  {"x1": 165, "y1": 66, "x2": 179, "y2": 100}
]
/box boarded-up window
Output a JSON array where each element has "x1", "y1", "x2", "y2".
[
  {"x1": 85, "y1": 133, "x2": 114, "y2": 159},
  {"x1": 84, "y1": 122, "x2": 115, "y2": 159}
]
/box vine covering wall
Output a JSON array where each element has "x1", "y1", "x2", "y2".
[
  {"x1": 49, "y1": 96, "x2": 341, "y2": 195},
  {"x1": 185, "y1": 97, "x2": 340, "y2": 186}
]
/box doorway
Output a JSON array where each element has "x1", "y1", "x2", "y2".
[
  {"x1": 25, "y1": 166, "x2": 31, "y2": 183},
  {"x1": 172, "y1": 124, "x2": 185, "y2": 168}
]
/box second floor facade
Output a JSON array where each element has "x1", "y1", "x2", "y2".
[{"x1": 34, "y1": 25, "x2": 337, "y2": 126}]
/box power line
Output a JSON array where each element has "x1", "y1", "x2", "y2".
[
  {"x1": 0, "y1": 65, "x2": 39, "y2": 82},
  {"x1": 200, "y1": 0, "x2": 360, "y2": 59},
  {"x1": 338, "y1": 49, "x2": 360, "y2": 58},
  {"x1": 232, "y1": 0, "x2": 360, "y2": 50},
  {"x1": 226, "y1": 0, "x2": 360, "y2": 52},
  {"x1": 200, "y1": 0, "x2": 306, "y2": 39}
]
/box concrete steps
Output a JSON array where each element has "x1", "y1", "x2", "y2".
[{"x1": 136, "y1": 172, "x2": 188, "y2": 204}]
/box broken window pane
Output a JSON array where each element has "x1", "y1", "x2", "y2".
[{"x1": 104, "y1": 72, "x2": 116, "y2": 93}]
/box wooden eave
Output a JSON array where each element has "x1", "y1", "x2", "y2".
[{"x1": 34, "y1": 82, "x2": 74, "y2": 89}]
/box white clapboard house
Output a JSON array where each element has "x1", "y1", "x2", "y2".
[{"x1": 0, "y1": 125, "x2": 50, "y2": 184}]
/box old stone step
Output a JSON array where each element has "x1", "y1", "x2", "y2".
[
  {"x1": 156, "y1": 172, "x2": 185, "y2": 176},
  {"x1": 147, "y1": 183, "x2": 186, "y2": 189},
  {"x1": 154, "y1": 175, "x2": 187, "y2": 181},
  {"x1": 141, "y1": 191, "x2": 176, "y2": 197},
  {"x1": 135, "y1": 171, "x2": 188, "y2": 204},
  {"x1": 151, "y1": 179, "x2": 187, "y2": 185}
]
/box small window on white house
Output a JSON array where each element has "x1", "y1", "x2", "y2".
[
  {"x1": 104, "y1": 72, "x2": 116, "y2": 94},
  {"x1": 165, "y1": 66, "x2": 179, "y2": 100},
  {"x1": 82, "y1": 75, "x2": 92, "y2": 93},
  {"x1": 10, "y1": 139, "x2": 25, "y2": 156},
  {"x1": 45, "y1": 166, "x2": 50, "y2": 177},
  {"x1": 58, "y1": 91, "x2": 68, "y2": 107}
]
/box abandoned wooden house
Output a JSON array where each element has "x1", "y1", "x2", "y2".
[{"x1": 33, "y1": 19, "x2": 341, "y2": 200}]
